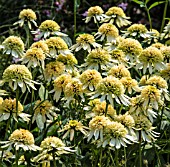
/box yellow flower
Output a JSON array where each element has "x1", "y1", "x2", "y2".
[
  {"x1": 161, "y1": 46, "x2": 170, "y2": 61},
  {"x1": 45, "y1": 37, "x2": 71, "y2": 57},
  {"x1": 22, "y1": 48, "x2": 45, "y2": 68},
  {"x1": 104, "y1": 6, "x2": 131, "y2": 27},
  {"x1": 84, "y1": 48, "x2": 111, "y2": 70},
  {"x1": 108, "y1": 64, "x2": 131, "y2": 79},
  {"x1": 14, "y1": 9, "x2": 37, "y2": 29},
  {"x1": 35, "y1": 20, "x2": 67, "y2": 38},
  {"x1": 160, "y1": 63, "x2": 170, "y2": 80},
  {"x1": 140, "y1": 85, "x2": 161, "y2": 110},
  {"x1": 117, "y1": 38, "x2": 143, "y2": 62},
  {"x1": 0, "y1": 36, "x2": 24, "y2": 58},
  {"x1": 0, "y1": 129, "x2": 40, "y2": 151},
  {"x1": 79, "y1": 69, "x2": 102, "y2": 91},
  {"x1": 84, "y1": 6, "x2": 106, "y2": 23},
  {"x1": 51, "y1": 74, "x2": 72, "y2": 102},
  {"x1": 56, "y1": 53, "x2": 78, "y2": 70},
  {"x1": 88, "y1": 115, "x2": 110, "y2": 141},
  {"x1": 0, "y1": 98, "x2": 30, "y2": 122},
  {"x1": 133, "y1": 115, "x2": 159, "y2": 142},
  {"x1": 59, "y1": 120, "x2": 88, "y2": 141},
  {"x1": 151, "y1": 42, "x2": 164, "y2": 49},
  {"x1": 95, "y1": 23, "x2": 119, "y2": 42},
  {"x1": 138, "y1": 46, "x2": 165, "y2": 74},
  {"x1": 1, "y1": 64, "x2": 37, "y2": 93},
  {"x1": 93, "y1": 76, "x2": 130, "y2": 107},
  {"x1": 30, "y1": 40, "x2": 49, "y2": 54},
  {"x1": 70, "y1": 34, "x2": 101, "y2": 52},
  {"x1": 120, "y1": 77, "x2": 140, "y2": 94},
  {"x1": 64, "y1": 78, "x2": 84, "y2": 103},
  {"x1": 44, "y1": 61, "x2": 65, "y2": 81},
  {"x1": 32, "y1": 100, "x2": 57, "y2": 130}
]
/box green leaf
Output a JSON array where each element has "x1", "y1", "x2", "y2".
[
  {"x1": 149, "y1": 1, "x2": 165, "y2": 10},
  {"x1": 132, "y1": 0, "x2": 144, "y2": 5},
  {"x1": 145, "y1": 0, "x2": 151, "y2": 4},
  {"x1": 159, "y1": 149, "x2": 170, "y2": 154},
  {"x1": 38, "y1": 85, "x2": 48, "y2": 101},
  {"x1": 36, "y1": 114, "x2": 44, "y2": 130}
]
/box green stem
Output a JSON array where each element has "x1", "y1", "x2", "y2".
[
  {"x1": 115, "y1": 149, "x2": 119, "y2": 167},
  {"x1": 24, "y1": 25, "x2": 30, "y2": 48},
  {"x1": 105, "y1": 100, "x2": 109, "y2": 116},
  {"x1": 15, "y1": 149, "x2": 19, "y2": 167},
  {"x1": 73, "y1": 0, "x2": 77, "y2": 42},
  {"x1": 99, "y1": 148, "x2": 103, "y2": 167},
  {"x1": 14, "y1": 88, "x2": 19, "y2": 130},
  {"x1": 53, "y1": 152, "x2": 57, "y2": 167},
  {"x1": 146, "y1": 8, "x2": 152, "y2": 30},
  {"x1": 124, "y1": 147, "x2": 127, "y2": 167},
  {"x1": 139, "y1": 131, "x2": 142, "y2": 167},
  {"x1": 109, "y1": 149, "x2": 115, "y2": 166},
  {"x1": 160, "y1": 0, "x2": 168, "y2": 33}
]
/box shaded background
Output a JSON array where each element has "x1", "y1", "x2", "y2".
[{"x1": 0, "y1": 0, "x2": 169, "y2": 41}]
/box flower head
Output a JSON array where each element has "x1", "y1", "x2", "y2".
[
  {"x1": 45, "y1": 37, "x2": 71, "y2": 57},
  {"x1": 15, "y1": 9, "x2": 37, "y2": 29},
  {"x1": 56, "y1": 53, "x2": 78, "y2": 70},
  {"x1": 30, "y1": 40, "x2": 49, "y2": 54},
  {"x1": 95, "y1": 23, "x2": 119, "y2": 42},
  {"x1": 0, "y1": 98, "x2": 30, "y2": 122},
  {"x1": 79, "y1": 69, "x2": 102, "y2": 91},
  {"x1": 84, "y1": 6, "x2": 106, "y2": 23},
  {"x1": 70, "y1": 34, "x2": 101, "y2": 52},
  {"x1": 84, "y1": 48, "x2": 111, "y2": 70},
  {"x1": 0, "y1": 129, "x2": 40, "y2": 151},
  {"x1": 52, "y1": 74, "x2": 72, "y2": 102},
  {"x1": 0, "y1": 36, "x2": 24, "y2": 58},
  {"x1": 88, "y1": 115, "x2": 110, "y2": 141},
  {"x1": 104, "y1": 6, "x2": 131, "y2": 27},
  {"x1": 117, "y1": 38, "x2": 143, "y2": 63},
  {"x1": 108, "y1": 64, "x2": 131, "y2": 79},
  {"x1": 64, "y1": 78, "x2": 84, "y2": 103},
  {"x1": 120, "y1": 77, "x2": 140, "y2": 94},
  {"x1": 44, "y1": 61, "x2": 65, "y2": 81},
  {"x1": 151, "y1": 42, "x2": 164, "y2": 49},
  {"x1": 59, "y1": 120, "x2": 88, "y2": 141},
  {"x1": 1, "y1": 64, "x2": 37, "y2": 93},
  {"x1": 161, "y1": 46, "x2": 170, "y2": 62},
  {"x1": 22, "y1": 48, "x2": 45, "y2": 68},
  {"x1": 35, "y1": 20, "x2": 67, "y2": 38},
  {"x1": 138, "y1": 46, "x2": 165, "y2": 74},
  {"x1": 32, "y1": 100, "x2": 57, "y2": 130},
  {"x1": 93, "y1": 76, "x2": 130, "y2": 106},
  {"x1": 160, "y1": 63, "x2": 170, "y2": 81}
]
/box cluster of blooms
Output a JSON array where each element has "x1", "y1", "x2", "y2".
[{"x1": 0, "y1": 4, "x2": 170, "y2": 166}]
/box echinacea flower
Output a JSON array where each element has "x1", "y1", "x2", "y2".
[
  {"x1": 32, "y1": 136, "x2": 75, "y2": 164},
  {"x1": 56, "y1": 53, "x2": 78, "y2": 70},
  {"x1": 59, "y1": 120, "x2": 88, "y2": 141},
  {"x1": 98, "y1": 121, "x2": 136, "y2": 149},
  {"x1": 82, "y1": 48, "x2": 111, "y2": 70},
  {"x1": 108, "y1": 64, "x2": 131, "y2": 79},
  {"x1": 104, "y1": 6, "x2": 131, "y2": 27},
  {"x1": 30, "y1": 40, "x2": 49, "y2": 54},
  {"x1": 160, "y1": 46, "x2": 170, "y2": 62},
  {"x1": 32, "y1": 20, "x2": 67, "y2": 39},
  {"x1": 0, "y1": 98, "x2": 30, "y2": 122},
  {"x1": 120, "y1": 77, "x2": 140, "y2": 94},
  {"x1": 70, "y1": 34, "x2": 101, "y2": 52},
  {"x1": 160, "y1": 63, "x2": 170, "y2": 81},
  {"x1": 161, "y1": 21, "x2": 170, "y2": 39},
  {"x1": 44, "y1": 61, "x2": 65, "y2": 81},
  {"x1": 32, "y1": 100, "x2": 58, "y2": 130},
  {"x1": 137, "y1": 46, "x2": 165, "y2": 74},
  {"x1": 91, "y1": 76, "x2": 130, "y2": 107},
  {"x1": 45, "y1": 37, "x2": 71, "y2": 57},
  {"x1": 50, "y1": 74, "x2": 72, "y2": 102},
  {"x1": 140, "y1": 85, "x2": 162, "y2": 110},
  {"x1": 151, "y1": 42, "x2": 164, "y2": 49},
  {"x1": 21, "y1": 47, "x2": 45, "y2": 68},
  {"x1": 133, "y1": 115, "x2": 159, "y2": 142},
  {"x1": 88, "y1": 115, "x2": 110, "y2": 141},
  {"x1": 14, "y1": 9, "x2": 37, "y2": 29},
  {"x1": 122, "y1": 24, "x2": 153, "y2": 40},
  {"x1": 64, "y1": 78, "x2": 84, "y2": 104},
  {"x1": 0, "y1": 36, "x2": 24, "y2": 58},
  {"x1": 79, "y1": 69, "x2": 102, "y2": 91},
  {"x1": 0, "y1": 129, "x2": 41, "y2": 151},
  {"x1": 95, "y1": 23, "x2": 119, "y2": 42},
  {"x1": 84, "y1": 6, "x2": 107, "y2": 23},
  {"x1": 117, "y1": 38, "x2": 143, "y2": 63},
  {"x1": 1, "y1": 64, "x2": 38, "y2": 93}
]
